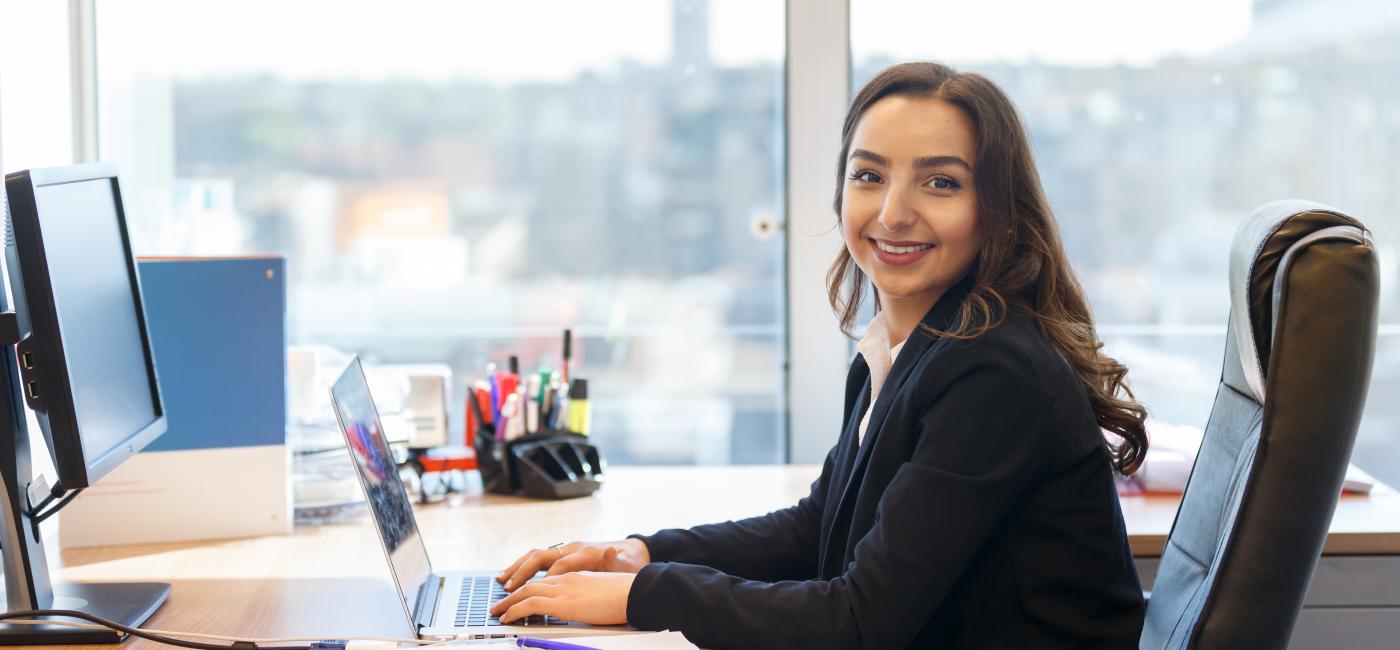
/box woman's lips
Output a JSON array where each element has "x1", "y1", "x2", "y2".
[{"x1": 870, "y1": 238, "x2": 934, "y2": 266}]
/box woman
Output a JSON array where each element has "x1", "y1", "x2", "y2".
[{"x1": 491, "y1": 61, "x2": 1149, "y2": 648}]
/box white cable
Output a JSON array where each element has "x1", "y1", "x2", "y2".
[{"x1": 0, "y1": 618, "x2": 438, "y2": 646}]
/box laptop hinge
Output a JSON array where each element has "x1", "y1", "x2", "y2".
[{"x1": 412, "y1": 573, "x2": 442, "y2": 629}]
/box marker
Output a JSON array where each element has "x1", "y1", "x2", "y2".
[
  {"x1": 497, "y1": 371, "x2": 519, "y2": 414},
  {"x1": 536, "y1": 370, "x2": 550, "y2": 404},
  {"x1": 487, "y1": 375, "x2": 502, "y2": 429},
  {"x1": 502, "y1": 393, "x2": 523, "y2": 440},
  {"x1": 525, "y1": 375, "x2": 541, "y2": 434},
  {"x1": 561, "y1": 329, "x2": 573, "y2": 385},
  {"x1": 516, "y1": 637, "x2": 601, "y2": 650},
  {"x1": 566, "y1": 379, "x2": 590, "y2": 436},
  {"x1": 526, "y1": 399, "x2": 539, "y2": 435},
  {"x1": 553, "y1": 385, "x2": 569, "y2": 431},
  {"x1": 466, "y1": 382, "x2": 492, "y2": 445}
]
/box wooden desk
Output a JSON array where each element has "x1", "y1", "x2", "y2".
[
  {"x1": 1121, "y1": 483, "x2": 1400, "y2": 557},
  {"x1": 45, "y1": 466, "x2": 1400, "y2": 648}
]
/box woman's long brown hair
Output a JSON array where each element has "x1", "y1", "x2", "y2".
[{"x1": 827, "y1": 61, "x2": 1148, "y2": 475}]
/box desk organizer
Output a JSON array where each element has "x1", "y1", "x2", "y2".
[{"x1": 476, "y1": 430, "x2": 604, "y2": 499}]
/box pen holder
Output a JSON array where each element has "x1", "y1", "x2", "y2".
[{"x1": 475, "y1": 430, "x2": 604, "y2": 499}]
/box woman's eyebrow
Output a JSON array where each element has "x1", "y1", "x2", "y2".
[
  {"x1": 849, "y1": 148, "x2": 890, "y2": 166},
  {"x1": 913, "y1": 155, "x2": 972, "y2": 172},
  {"x1": 849, "y1": 149, "x2": 972, "y2": 173}
]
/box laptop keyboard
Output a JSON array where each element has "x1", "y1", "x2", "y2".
[{"x1": 455, "y1": 575, "x2": 569, "y2": 628}]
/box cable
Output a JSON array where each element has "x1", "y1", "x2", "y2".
[
  {"x1": 30, "y1": 488, "x2": 82, "y2": 524},
  {"x1": 0, "y1": 610, "x2": 445, "y2": 649},
  {"x1": 0, "y1": 610, "x2": 306, "y2": 650},
  {"x1": 23, "y1": 482, "x2": 65, "y2": 517},
  {"x1": 26, "y1": 492, "x2": 57, "y2": 516}
]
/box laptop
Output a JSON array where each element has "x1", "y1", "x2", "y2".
[{"x1": 330, "y1": 356, "x2": 640, "y2": 640}]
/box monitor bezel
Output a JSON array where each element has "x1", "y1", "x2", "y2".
[{"x1": 3, "y1": 162, "x2": 167, "y2": 490}]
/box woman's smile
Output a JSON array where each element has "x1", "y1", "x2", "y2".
[{"x1": 870, "y1": 237, "x2": 935, "y2": 265}]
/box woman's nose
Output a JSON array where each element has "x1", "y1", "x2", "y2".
[{"x1": 877, "y1": 187, "x2": 918, "y2": 232}]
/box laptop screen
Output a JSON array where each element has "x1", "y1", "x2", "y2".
[{"x1": 331, "y1": 357, "x2": 433, "y2": 624}]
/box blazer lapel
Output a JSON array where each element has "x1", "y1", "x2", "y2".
[
  {"x1": 849, "y1": 275, "x2": 975, "y2": 478},
  {"x1": 817, "y1": 357, "x2": 869, "y2": 570},
  {"x1": 817, "y1": 275, "x2": 977, "y2": 575}
]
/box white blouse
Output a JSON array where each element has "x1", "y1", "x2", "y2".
[{"x1": 855, "y1": 312, "x2": 907, "y2": 445}]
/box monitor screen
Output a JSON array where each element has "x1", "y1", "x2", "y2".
[
  {"x1": 34, "y1": 178, "x2": 160, "y2": 461},
  {"x1": 4, "y1": 163, "x2": 166, "y2": 489}
]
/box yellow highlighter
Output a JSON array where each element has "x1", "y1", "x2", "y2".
[{"x1": 566, "y1": 378, "x2": 590, "y2": 436}]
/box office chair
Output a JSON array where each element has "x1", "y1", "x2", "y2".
[{"x1": 1140, "y1": 200, "x2": 1379, "y2": 649}]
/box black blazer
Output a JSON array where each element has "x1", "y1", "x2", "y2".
[{"x1": 626, "y1": 279, "x2": 1145, "y2": 649}]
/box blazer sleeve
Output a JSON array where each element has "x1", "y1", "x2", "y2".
[
  {"x1": 626, "y1": 359, "x2": 1051, "y2": 649},
  {"x1": 627, "y1": 443, "x2": 838, "y2": 582}
]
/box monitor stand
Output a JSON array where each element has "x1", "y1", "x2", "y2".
[{"x1": 0, "y1": 311, "x2": 169, "y2": 644}]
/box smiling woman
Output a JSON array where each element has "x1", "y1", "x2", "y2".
[
  {"x1": 828, "y1": 62, "x2": 1149, "y2": 475},
  {"x1": 491, "y1": 61, "x2": 1149, "y2": 649}
]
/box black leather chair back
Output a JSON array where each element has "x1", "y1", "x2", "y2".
[{"x1": 1140, "y1": 200, "x2": 1379, "y2": 649}]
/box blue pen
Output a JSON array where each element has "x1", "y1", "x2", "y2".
[
  {"x1": 515, "y1": 638, "x2": 601, "y2": 650},
  {"x1": 487, "y1": 373, "x2": 502, "y2": 426}
]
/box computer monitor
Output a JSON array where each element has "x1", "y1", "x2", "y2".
[
  {"x1": 3, "y1": 163, "x2": 167, "y2": 490},
  {"x1": 0, "y1": 162, "x2": 170, "y2": 643}
]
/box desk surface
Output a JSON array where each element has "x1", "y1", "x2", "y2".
[{"x1": 45, "y1": 465, "x2": 1400, "y2": 647}]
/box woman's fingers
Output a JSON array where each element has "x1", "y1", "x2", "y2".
[
  {"x1": 492, "y1": 573, "x2": 632, "y2": 626},
  {"x1": 545, "y1": 546, "x2": 603, "y2": 577},
  {"x1": 597, "y1": 546, "x2": 624, "y2": 572},
  {"x1": 502, "y1": 547, "x2": 565, "y2": 591},
  {"x1": 498, "y1": 545, "x2": 567, "y2": 583},
  {"x1": 491, "y1": 577, "x2": 559, "y2": 618},
  {"x1": 497, "y1": 596, "x2": 556, "y2": 625},
  {"x1": 496, "y1": 552, "x2": 529, "y2": 583}
]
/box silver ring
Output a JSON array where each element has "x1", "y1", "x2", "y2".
[{"x1": 548, "y1": 542, "x2": 565, "y2": 558}]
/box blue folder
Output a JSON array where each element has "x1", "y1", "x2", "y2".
[{"x1": 136, "y1": 257, "x2": 286, "y2": 452}]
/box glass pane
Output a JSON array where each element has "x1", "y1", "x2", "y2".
[
  {"x1": 852, "y1": 0, "x2": 1400, "y2": 483},
  {"x1": 0, "y1": 0, "x2": 73, "y2": 487},
  {"x1": 0, "y1": 0, "x2": 73, "y2": 170},
  {"x1": 97, "y1": 0, "x2": 787, "y2": 465}
]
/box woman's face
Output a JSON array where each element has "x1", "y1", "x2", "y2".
[{"x1": 841, "y1": 95, "x2": 982, "y2": 314}]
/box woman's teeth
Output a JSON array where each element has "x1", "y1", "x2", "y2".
[{"x1": 876, "y1": 241, "x2": 933, "y2": 254}]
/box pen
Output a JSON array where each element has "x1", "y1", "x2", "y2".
[
  {"x1": 488, "y1": 371, "x2": 502, "y2": 425},
  {"x1": 497, "y1": 371, "x2": 519, "y2": 416},
  {"x1": 515, "y1": 637, "x2": 601, "y2": 650},
  {"x1": 502, "y1": 393, "x2": 522, "y2": 440},
  {"x1": 526, "y1": 375, "x2": 541, "y2": 434},
  {"x1": 561, "y1": 329, "x2": 572, "y2": 385}
]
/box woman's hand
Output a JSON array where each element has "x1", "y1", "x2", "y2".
[
  {"x1": 489, "y1": 572, "x2": 635, "y2": 625},
  {"x1": 496, "y1": 539, "x2": 650, "y2": 591}
]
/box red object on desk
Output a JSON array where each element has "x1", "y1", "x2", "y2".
[{"x1": 417, "y1": 451, "x2": 476, "y2": 473}]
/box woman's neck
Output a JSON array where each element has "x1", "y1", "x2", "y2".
[{"x1": 877, "y1": 288, "x2": 946, "y2": 348}]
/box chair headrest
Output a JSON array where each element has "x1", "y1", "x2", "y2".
[{"x1": 1228, "y1": 199, "x2": 1370, "y2": 403}]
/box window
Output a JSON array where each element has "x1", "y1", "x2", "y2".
[
  {"x1": 852, "y1": 0, "x2": 1400, "y2": 484},
  {"x1": 96, "y1": 0, "x2": 787, "y2": 465},
  {"x1": 0, "y1": 1, "x2": 73, "y2": 171},
  {"x1": 0, "y1": 0, "x2": 75, "y2": 500}
]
